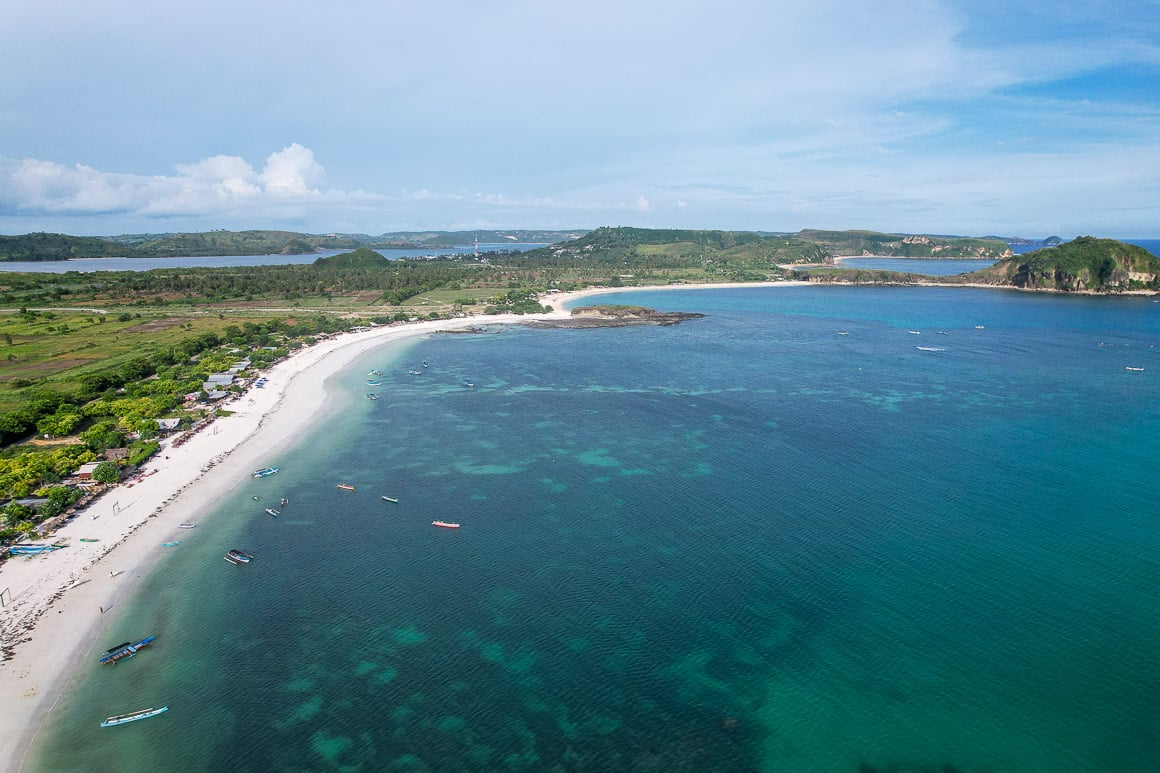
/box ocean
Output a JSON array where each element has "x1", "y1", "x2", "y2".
[{"x1": 31, "y1": 286, "x2": 1160, "y2": 771}]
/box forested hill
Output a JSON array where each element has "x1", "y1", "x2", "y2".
[
  {"x1": 0, "y1": 232, "x2": 125, "y2": 261},
  {"x1": 0, "y1": 229, "x2": 586, "y2": 261},
  {"x1": 797, "y1": 229, "x2": 1011, "y2": 258},
  {"x1": 965, "y1": 236, "x2": 1160, "y2": 292}
]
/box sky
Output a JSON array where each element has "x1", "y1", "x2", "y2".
[{"x1": 1, "y1": 0, "x2": 1158, "y2": 238}]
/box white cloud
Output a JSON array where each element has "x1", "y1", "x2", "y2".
[
  {"x1": 636, "y1": 196, "x2": 651, "y2": 212},
  {"x1": 259, "y1": 144, "x2": 323, "y2": 196},
  {"x1": 0, "y1": 145, "x2": 358, "y2": 224}
]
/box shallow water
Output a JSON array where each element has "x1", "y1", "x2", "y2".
[{"x1": 32, "y1": 286, "x2": 1160, "y2": 771}]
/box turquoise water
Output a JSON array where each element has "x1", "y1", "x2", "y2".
[{"x1": 32, "y1": 286, "x2": 1160, "y2": 771}]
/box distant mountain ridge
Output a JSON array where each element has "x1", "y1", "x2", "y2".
[{"x1": 0, "y1": 229, "x2": 586, "y2": 261}]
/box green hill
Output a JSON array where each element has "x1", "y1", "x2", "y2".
[
  {"x1": 313, "y1": 247, "x2": 391, "y2": 268},
  {"x1": 797, "y1": 229, "x2": 1011, "y2": 258},
  {"x1": 0, "y1": 232, "x2": 124, "y2": 261},
  {"x1": 967, "y1": 236, "x2": 1160, "y2": 292}
]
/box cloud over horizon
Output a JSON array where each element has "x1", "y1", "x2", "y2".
[{"x1": 0, "y1": 0, "x2": 1157, "y2": 236}]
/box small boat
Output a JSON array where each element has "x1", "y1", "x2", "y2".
[
  {"x1": 337, "y1": 484, "x2": 355, "y2": 491},
  {"x1": 279, "y1": 498, "x2": 288, "y2": 507},
  {"x1": 177, "y1": 523, "x2": 197, "y2": 529},
  {"x1": 974, "y1": 325, "x2": 985, "y2": 330},
  {"x1": 365, "y1": 392, "x2": 378, "y2": 400},
  {"x1": 936, "y1": 331, "x2": 949, "y2": 335},
  {"x1": 265, "y1": 508, "x2": 280, "y2": 517},
  {"x1": 99, "y1": 635, "x2": 156, "y2": 665},
  {"x1": 160, "y1": 541, "x2": 180, "y2": 547},
  {"x1": 252, "y1": 467, "x2": 279, "y2": 478},
  {"x1": 80, "y1": 538, "x2": 100, "y2": 542},
  {"x1": 432, "y1": 520, "x2": 461, "y2": 529},
  {"x1": 463, "y1": 380, "x2": 474, "y2": 388},
  {"x1": 100, "y1": 706, "x2": 168, "y2": 727},
  {"x1": 409, "y1": 370, "x2": 423, "y2": 376},
  {"x1": 837, "y1": 331, "x2": 849, "y2": 336},
  {"x1": 368, "y1": 369, "x2": 382, "y2": 376},
  {"x1": 1125, "y1": 366, "x2": 1144, "y2": 372},
  {"x1": 422, "y1": 360, "x2": 429, "y2": 368},
  {"x1": 252, "y1": 496, "x2": 261, "y2": 501},
  {"x1": 9, "y1": 544, "x2": 61, "y2": 555},
  {"x1": 225, "y1": 549, "x2": 254, "y2": 565},
  {"x1": 381, "y1": 496, "x2": 399, "y2": 503},
  {"x1": 908, "y1": 330, "x2": 921, "y2": 335},
  {"x1": 915, "y1": 346, "x2": 945, "y2": 352},
  {"x1": 366, "y1": 381, "x2": 381, "y2": 387}
]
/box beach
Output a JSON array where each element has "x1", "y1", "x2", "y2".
[
  {"x1": 0, "y1": 279, "x2": 813, "y2": 769},
  {"x1": 0, "y1": 309, "x2": 565, "y2": 771}
]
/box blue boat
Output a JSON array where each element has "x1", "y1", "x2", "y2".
[
  {"x1": 9, "y1": 543, "x2": 63, "y2": 555},
  {"x1": 100, "y1": 706, "x2": 168, "y2": 727},
  {"x1": 99, "y1": 634, "x2": 156, "y2": 665}
]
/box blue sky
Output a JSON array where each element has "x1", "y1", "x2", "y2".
[{"x1": 1, "y1": 0, "x2": 1157, "y2": 238}]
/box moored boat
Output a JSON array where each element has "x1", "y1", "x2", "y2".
[
  {"x1": 160, "y1": 541, "x2": 180, "y2": 547},
  {"x1": 225, "y1": 549, "x2": 254, "y2": 565},
  {"x1": 432, "y1": 520, "x2": 461, "y2": 529},
  {"x1": 177, "y1": 523, "x2": 196, "y2": 529},
  {"x1": 252, "y1": 467, "x2": 279, "y2": 478},
  {"x1": 265, "y1": 508, "x2": 280, "y2": 517},
  {"x1": 99, "y1": 634, "x2": 156, "y2": 665},
  {"x1": 381, "y1": 496, "x2": 399, "y2": 503},
  {"x1": 100, "y1": 706, "x2": 168, "y2": 727},
  {"x1": 463, "y1": 380, "x2": 475, "y2": 388},
  {"x1": 1125, "y1": 366, "x2": 1144, "y2": 372},
  {"x1": 337, "y1": 484, "x2": 355, "y2": 491}
]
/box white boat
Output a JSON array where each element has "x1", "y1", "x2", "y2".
[
  {"x1": 1125, "y1": 366, "x2": 1144, "y2": 372},
  {"x1": 177, "y1": 523, "x2": 197, "y2": 529},
  {"x1": 381, "y1": 496, "x2": 399, "y2": 503},
  {"x1": 908, "y1": 330, "x2": 921, "y2": 335},
  {"x1": 100, "y1": 706, "x2": 168, "y2": 727},
  {"x1": 252, "y1": 467, "x2": 279, "y2": 478},
  {"x1": 265, "y1": 508, "x2": 280, "y2": 517},
  {"x1": 915, "y1": 346, "x2": 945, "y2": 352}
]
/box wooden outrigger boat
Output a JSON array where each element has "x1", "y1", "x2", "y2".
[{"x1": 100, "y1": 706, "x2": 168, "y2": 727}]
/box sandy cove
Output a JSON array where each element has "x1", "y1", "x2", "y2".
[
  {"x1": 0, "y1": 310, "x2": 569, "y2": 771},
  {"x1": 0, "y1": 280, "x2": 808, "y2": 769}
]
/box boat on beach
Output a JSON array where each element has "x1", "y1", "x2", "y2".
[
  {"x1": 9, "y1": 543, "x2": 63, "y2": 555},
  {"x1": 225, "y1": 549, "x2": 254, "y2": 565},
  {"x1": 177, "y1": 523, "x2": 196, "y2": 529},
  {"x1": 100, "y1": 706, "x2": 168, "y2": 727},
  {"x1": 381, "y1": 496, "x2": 399, "y2": 503},
  {"x1": 432, "y1": 520, "x2": 461, "y2": 529},
  {"x1": 337, "y1": 484, "x2": 355, "y2": 491},
  {"x1": 252, "y1": 467, "x2": 279, "y2": 478},
  {"x1": 99, "y1": 634, "x2": 156, "y2": 665},
  {"x1": 79, "y1": 537, "x2": 100, "y2": 542}
]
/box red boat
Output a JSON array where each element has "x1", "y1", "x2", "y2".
[{"x1": 432, "y1": 520, "x2": 460, "y2": 529}]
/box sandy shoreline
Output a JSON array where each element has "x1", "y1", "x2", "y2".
[
  {"x1": 0, "y1": 309, "x2": 570, "y2": 770},
  {"x1": 0, "y1": 279, "x2": 815, "y2": 768}
]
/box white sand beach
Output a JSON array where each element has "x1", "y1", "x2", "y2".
[
  {"x1": 0, "y1": 310, "x2": 563, "y2": 770},
  {"x1": 0, "y1": 279, "x2": 807, "y2": 769}
]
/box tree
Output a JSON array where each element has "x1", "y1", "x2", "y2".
[{"x1": 91, "y1": 461, "x2": 120, "y2": 485}]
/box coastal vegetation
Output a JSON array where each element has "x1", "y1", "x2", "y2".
[{"x1": 0, "y1": 227, "x2": 1153, "y2": 540}]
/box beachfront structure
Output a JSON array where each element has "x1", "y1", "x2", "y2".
[
  {"x1": 74, "y1": 462, "x2": 102, "y2": 481},
  {"x1": 155, "y1": 418, "x2": 182, "y2": 434}
]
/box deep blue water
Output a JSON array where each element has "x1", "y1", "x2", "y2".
[{"x1": 31, "y1": 286, "x2": 1160, "y2": 771}]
